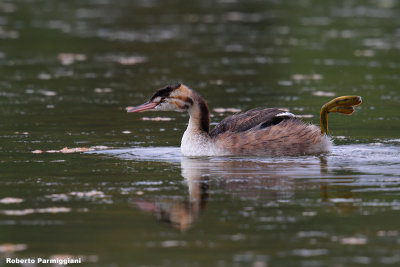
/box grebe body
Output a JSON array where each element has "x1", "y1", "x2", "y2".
[{"x1": 127, "y1": 84, "x2": 361, "y2": 157}]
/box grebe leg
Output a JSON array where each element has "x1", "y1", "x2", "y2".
[{"x1": 320, "y1": 96, "x2": 362, "y2": 135}]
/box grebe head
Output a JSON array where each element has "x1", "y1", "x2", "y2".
[{"x1": 126, "y1": 83, "x2": 194, "y2": 113}]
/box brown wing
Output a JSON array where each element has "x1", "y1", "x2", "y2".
[{"x1": 210, "y1": 108, "x2": 296, "y2": 138}]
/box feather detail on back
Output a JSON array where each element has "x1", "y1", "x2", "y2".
[
  {"x1": 213, "y1": 119, "x2": 331, "y2": 156},
  {"x1": 210, "y1": 108, "x2": 294, "y2": 138}
]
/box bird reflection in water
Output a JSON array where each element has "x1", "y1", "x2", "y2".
[
  {"x1": 132, "y1": 155, "x2": 358, "y2": 231},
  {"x1": 133, "y1": 159, "x2": 210, "y2": 231}
]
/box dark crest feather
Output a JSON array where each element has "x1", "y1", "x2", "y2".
[{"x1": 150, "y1": 83, "x2": 181, "y2": 101}]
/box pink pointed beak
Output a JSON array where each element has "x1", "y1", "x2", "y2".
[{"x1": 126, "y1": 102, "x2": 158, "y2": 112}]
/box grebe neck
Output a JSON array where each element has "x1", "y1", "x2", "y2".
[
  {"x1": 187, "y1": 94, "x2": 210, "y2": 134},
  {"x1": 181, "y1": 92, "x2": 214, "y2": 156}
]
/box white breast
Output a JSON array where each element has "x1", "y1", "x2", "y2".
[{"x1": 181, "y1": 129, "x2": 216, "y2": 156}]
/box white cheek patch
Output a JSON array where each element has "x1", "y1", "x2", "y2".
[
  {"x1": 155, "y1": 102, "x2": 181, "y2": 111},
  {"x1": 152, "y1": 92, "x2": 190, "y2": 111},
  {"x1": 154, "y1": 102, "x2": 170, "y2": 111},
  {"x1": 152, "y1": 96, "x2": 162, "y2": 103},
  {"x1": 170, "y1": 91, "x2": 179, "y2": 97},
  {"x1": 276, "y1": 112, "x2": 295, "y2": 118}
]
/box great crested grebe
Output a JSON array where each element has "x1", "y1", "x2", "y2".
[{"x1": 126, "y1": 84, "x2": 362, "y2": 156}]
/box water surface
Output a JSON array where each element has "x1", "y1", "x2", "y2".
[{"x1": 1, "y1": 0, "x2": 400, "y2": 266}]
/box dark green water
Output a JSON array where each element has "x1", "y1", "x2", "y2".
[{"x1": 1, "y1": 0, "x2": 400, "y2": 266}]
